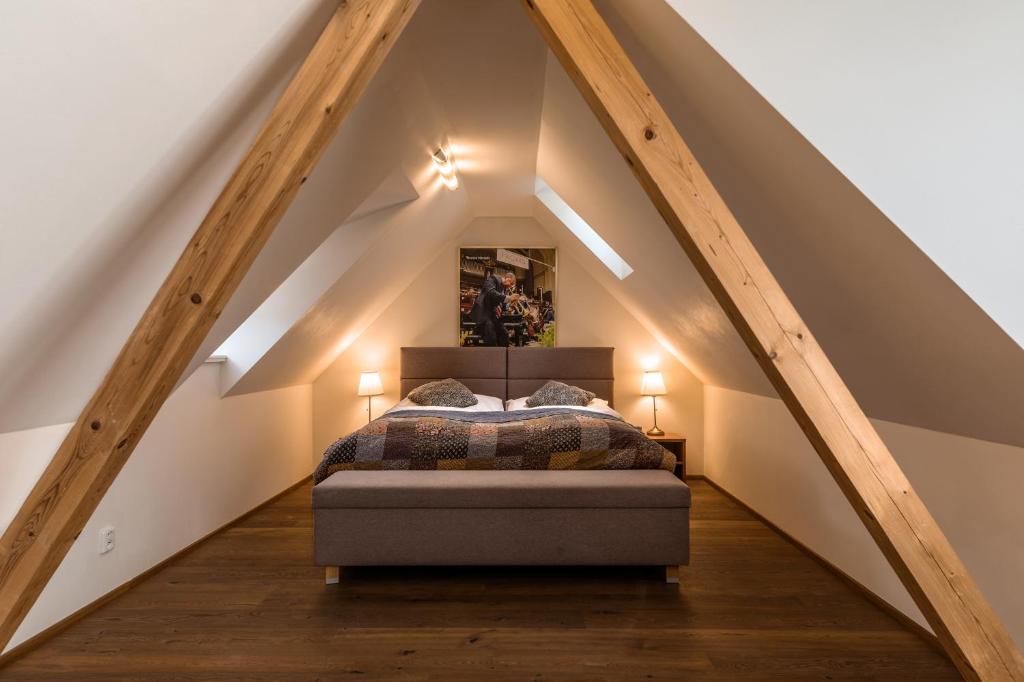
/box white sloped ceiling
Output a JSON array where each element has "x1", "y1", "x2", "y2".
[
  {"x1": 226, "y1": 183, "x2": 473, "y2": 395},
  {"x1": 533, "y1": 56, "x2": 771, "y2": 397},
  {"x1": 661, "y1": 0, "x2": 1024, "y2": 349},
  {"x1": 0, "y1": 0, "x2": 392, "y2": 432},
  {"x1": 593, "y1": 0, "x2": 1024, "y2": 447},
  {"x1": 2, "y1": 0, "x2": 1019, "y2": 450},
  {"x1": 220, "y1": 0, "x2": 549, "y2": 395},
  {"x1": 213, "y1": 171, "x2": 420, "y2": 396}
]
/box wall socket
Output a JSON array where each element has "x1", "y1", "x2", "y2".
[{"x1": 98, "y1": 525, "x2": 115, "y2": 555}]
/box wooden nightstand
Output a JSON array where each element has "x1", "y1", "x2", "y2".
[{"x1": 647, "y1": 433, "x2": 687, "y2": 480}]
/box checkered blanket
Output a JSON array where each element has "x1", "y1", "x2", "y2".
[{"x1": 313, "y1": 408, "x2": 674, "y2": 483}]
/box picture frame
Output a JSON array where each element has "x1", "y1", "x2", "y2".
[{"x1": 458, "y1": 247, "x2": 557, "y2": 348}]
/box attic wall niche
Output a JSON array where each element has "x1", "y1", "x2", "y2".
[{"x1": 312, "y1": 216, "x2": 704, "y2": 471}]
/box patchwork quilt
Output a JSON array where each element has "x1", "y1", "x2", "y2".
[{"x1": 313, "y1": 408, "x2": 675, "y2": 484}]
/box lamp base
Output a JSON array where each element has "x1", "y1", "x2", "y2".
[{"x1": 646, "y1": 426, "x2": 665, "y2": 437}]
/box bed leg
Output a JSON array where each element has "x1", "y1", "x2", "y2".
[
  {"x1": 665, "y1": 565, "x2": 681, "y2": 585},
  {"x1": 325, "y1": 566, "x2": 341, "y2": 585}
]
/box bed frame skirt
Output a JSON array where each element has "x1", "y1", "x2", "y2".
[{"x1": 313, "y1": 470, "x2": 690, "y2": 572}]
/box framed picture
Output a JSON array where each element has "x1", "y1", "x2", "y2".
[{"x1": 458, "y1": 247, "x2": 556, "y2": 347}]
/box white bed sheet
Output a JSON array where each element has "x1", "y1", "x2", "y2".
[{"x1": 386, "y1": 394, "x2": 505, "y2": 414}]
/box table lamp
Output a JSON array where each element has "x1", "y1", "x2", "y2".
[
  {"x1": 357, "y1": 371, "x2": 384, "y2": 423},
  {"x1": 641, "y1": 370, "x2": 667, "y2": 436}
]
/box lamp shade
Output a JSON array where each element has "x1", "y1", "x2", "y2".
[
  {"x1": 640, "y1": 370, "x2": 667, "y2": 396},
  {"x1": 357, "y1": 371, "x2": 383, "y2": 397}
]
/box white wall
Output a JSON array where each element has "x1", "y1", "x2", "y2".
[
  {"x1": 313, "y1": 216, "x2": 704, "y2": 470},
  {"x1": 664, "y1": 0, "x2": 1024, "y2": 347},
  {"x1": 0, "y1": 364, "x2": 312, "y2": 653},
  {"x1": 704, "y1": 385, "x2": 1024, "y2": 648}
]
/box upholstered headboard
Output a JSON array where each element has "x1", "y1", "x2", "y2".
[
  {"x1": 399, "y1": 347, "x2": 615, "y2": 406},
  {"x1": 508, "y1": 347, "x2": 614, "y2": 407},
  {"x1": 400, "y1": 347, "x2": 507, "y2": 401}
]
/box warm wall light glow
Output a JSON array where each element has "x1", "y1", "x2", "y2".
[
  {"x1": 432, "y1": 146, "x2": 459, "y2": 191},
  {"x1": 445, "y1": 141, "x2": 483, "y2": 171},
  {"x1": 361, "y1": 349, "x2": 382, "y2": 371},
  {"x1": 335, "y1": 333, "x2": 358, "y2": 356}
]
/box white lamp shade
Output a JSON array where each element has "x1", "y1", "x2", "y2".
[
  {"x1": 641, "y1": 370, "x2": 667, "y2": 396},
  {"x1": 357, "y1": 371, "x2": 384, "y2": 396}
]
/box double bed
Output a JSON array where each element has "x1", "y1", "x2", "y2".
[{"x1": 312, "y1": 347, "x2": 691, "y2": 584}]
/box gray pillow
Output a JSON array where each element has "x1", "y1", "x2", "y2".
[
  {"x1": 524, "y1": 380, "x2": 596, "y2": 407},
  {"x1": 407, "y1": 378, "x2": 479, "y2": 407}
]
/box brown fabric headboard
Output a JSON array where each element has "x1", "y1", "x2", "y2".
[
  {"x1": 400, "y1": 347, "x2": 507, "y2": 401},
  {"x1": 508, "y1": 347, "x2": 614, "y2": 407},
  {"x1": 400, "y1": 347, "x2": 615, "y2": 406}
]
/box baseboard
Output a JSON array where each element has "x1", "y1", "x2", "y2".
[
  {"x1": 694, "y1": 474, "x2": 944, "y2": 655},
  {"x1": 0, "y1": 475, "x2": 311, "y2": 669}
]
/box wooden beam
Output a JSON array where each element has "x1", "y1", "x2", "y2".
[
  {"x1": 0, "y1": 0, "x2": 419, "y2": 650},
  {"x1": 520, "y1": 1, "x2": 1023, "y2": 679}
]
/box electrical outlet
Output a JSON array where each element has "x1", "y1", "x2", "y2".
[{"x1": 98, "y1": 526, "x2": 115, "y2": 555}]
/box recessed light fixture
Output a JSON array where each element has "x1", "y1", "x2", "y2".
[{"x1": 432, "y1": 146, "x2": 459, "y2": 191}]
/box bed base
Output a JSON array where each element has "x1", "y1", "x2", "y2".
[{"x1": 313, "y1": 470, "x2": 691, "y2": 586}]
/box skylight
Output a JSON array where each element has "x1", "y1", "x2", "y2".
[{"x1": 534, "y1": 177, "x2": 633, "y2": 280}]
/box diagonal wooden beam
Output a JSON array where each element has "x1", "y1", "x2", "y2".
[
  {"x1": 0, "y1": 0, "x2": 420, "y2": 650},
  {"x1": 520, "y1": 0, "x2": 1024, "y2": 679}
]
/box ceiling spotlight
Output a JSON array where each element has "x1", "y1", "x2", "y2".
[{"x1": 432, "y1": 146, "x2": 459, "y2": 191}]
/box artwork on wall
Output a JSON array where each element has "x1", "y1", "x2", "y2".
[{"x1": 459, "y1": 247, "x2": 556, "y2": 347}]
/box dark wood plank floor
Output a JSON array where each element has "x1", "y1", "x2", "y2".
[{"x1": 1, "y1": 480, "x2": 958, "y2": 680}]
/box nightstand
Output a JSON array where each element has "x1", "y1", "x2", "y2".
[{"x1": 647, "y1": 433, "x2": 687, "y2": 480}]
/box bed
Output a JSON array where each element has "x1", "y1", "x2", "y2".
[{"x1": 312, "y1": 347, "x2": 691, "y2": 584}]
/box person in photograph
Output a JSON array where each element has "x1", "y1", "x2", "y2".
[{"x1": 470, "y1": 270, "x2": 521, "y2": 346}]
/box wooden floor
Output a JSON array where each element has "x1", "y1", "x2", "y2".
[{"x1": 1, "y1": 480, "x2": 958, "y2": 680}]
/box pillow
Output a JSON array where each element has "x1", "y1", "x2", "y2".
[
  {"x1": 407, "y1": 378, "x2": 478, "y2": 407},
  {"x1": 524, "y1": 380, "x2": 596, "y2": 407},
  {"x1": 389, "y1": 394, "x2": 503, "y2": 413}
]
